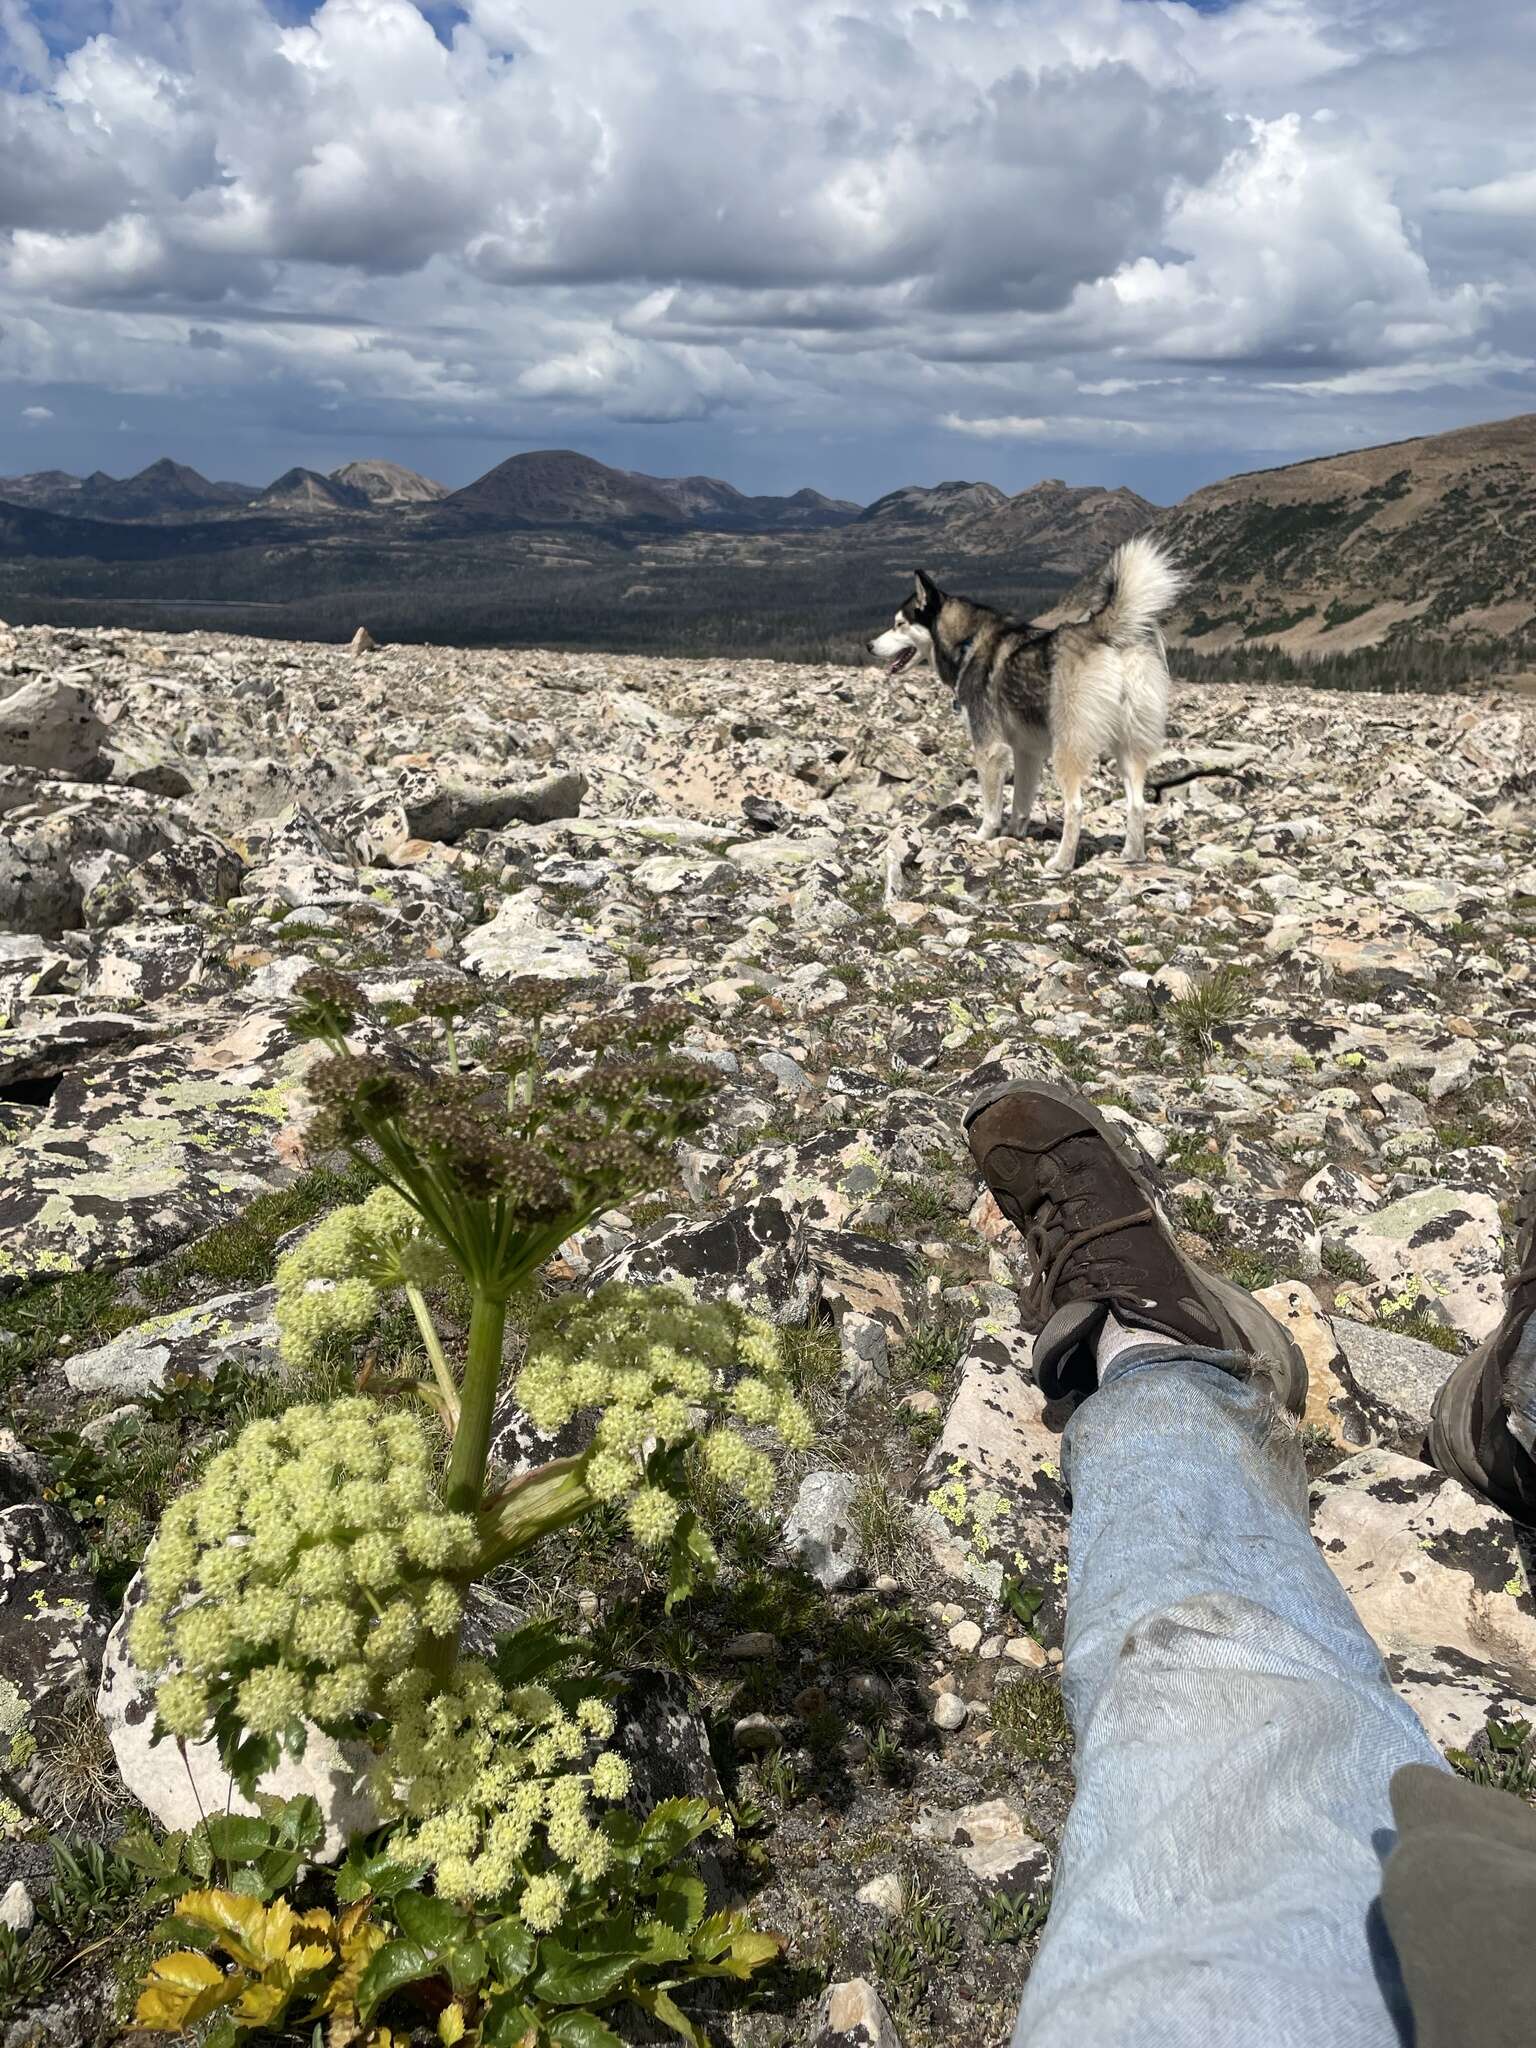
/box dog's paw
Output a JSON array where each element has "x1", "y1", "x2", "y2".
[
  {"x1": 977, "y1": 824, "x2": 1003, "y2": 842},
  {"x1": 1042, "y1": 857, "x2": 1075, "y2": 879}
]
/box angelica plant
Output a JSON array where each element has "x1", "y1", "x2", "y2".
[
  {"x1": 135, "y1": 972, "x2": 819, "y2": 1789},
  {"x1": 286, "y1": 970, "x2": 715, "y2": 1519}
]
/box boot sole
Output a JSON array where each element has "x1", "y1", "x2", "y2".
[{"x1": 965, "y1": 1074, "x2": 1308, "y2": 1416}]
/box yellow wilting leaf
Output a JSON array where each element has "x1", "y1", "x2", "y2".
[
  {"x1": 133, "y1": 1950, "x2": 242, "y2": 2032},
  {"x1": 170, "y1": 1888, "x2": 275, "y2": 1973},
  {"x1": 234, "y1": 1977, "x2": 294, "y2": 2028},
  {"x1": 313, "y1": 1902, "x2": 390, "y2": 2019},
  {"x1": 438, "y1": 2002, "x2": 468, "y2": 2045}
]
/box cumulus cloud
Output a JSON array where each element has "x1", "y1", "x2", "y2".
[
  {"x1": 0, "y1": 0, "x2": 1531, "y2": 491},
  {"x1": 21, "y1": 402, "x2": 52, "y2": 419}
]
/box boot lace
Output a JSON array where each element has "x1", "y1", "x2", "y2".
[{"x1": 1022, "y1": 1200, "x2": 1156, "y2": 1322}]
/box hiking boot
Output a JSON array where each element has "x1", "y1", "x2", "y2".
[
  {"x1": 964, "y1": 1077, "x2": 1307, "y2": 1415},
  {"x1": 1428, "y1": 1168, "x2": 1536, "y2": 1523}
]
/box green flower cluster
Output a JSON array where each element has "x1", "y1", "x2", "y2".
[
  {"x1": 515, "y1": 1288, "x2": 815, "y2": 1548},
  {"x1": 131, "y1": 1397, "x2": 476, "y2": 1742},
  {"x1": 371, "y1": 1659, "x2": 634, "y2": 1913},
  {"x1": 274, "y1": 1186, "x2": 446, "y2": 1367}
]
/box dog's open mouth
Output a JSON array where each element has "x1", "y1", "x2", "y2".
[{"x1": 884, "y1": 647, "x2": 916, "y2": 677}]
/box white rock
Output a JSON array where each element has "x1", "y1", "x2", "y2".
[
  {"x1": 815, "y1": 1977, "x2": 905, "y2": 2048},
  {"x1": 855, "y1": 1872, "x2": 905, "y2": 1915},
  {"x1": 0, "y1": 1881, "x2": 33, "y2": 1935},
  {"x1": 96, "y1": 1579, "x2": 377, "y2": 1862}
]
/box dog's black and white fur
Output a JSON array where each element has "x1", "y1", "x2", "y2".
[{"x1": 866, "y1": 534, "x2": 1184, "y2": 876}]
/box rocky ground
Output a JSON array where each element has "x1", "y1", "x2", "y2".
[{"x1": 1, "y1": 621, "x2": 1534, "y2": 2048}]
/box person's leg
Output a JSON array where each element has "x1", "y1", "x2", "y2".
[
  {"x1": 959, "y1": 1081, "x2": 1454, "y2": 2048},
  {"x1": 1013, "y1": 1323, "x2": 1444, "y2": 2048}
]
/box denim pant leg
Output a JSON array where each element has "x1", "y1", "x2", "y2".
[{"x1": 1013, "y1": 1352, "x2": 1447, "y2": 2048}]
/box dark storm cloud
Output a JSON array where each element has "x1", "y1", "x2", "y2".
[{"x1": 0, "y1": 0, "x2": 1531, "y2": 498}]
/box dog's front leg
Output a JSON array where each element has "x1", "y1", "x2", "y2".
[{"x1": 976, "y1": 746, "x2": 1008, "y2": 839}]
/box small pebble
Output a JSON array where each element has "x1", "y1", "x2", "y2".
[
  {"x1": 848, "y1": 1670, "x2": 893, "y2": 1706},
  {"x1": 856, "y1": 1872, "x2": 905, "y2": 1915},
  {"x1": 722, "y1": 1631, "x2": 777, "y2": 1660},
  {"x1": 793, "y1": 1685, "x2": 830, "y2": 1718},
  {"x1": 947, "y1": 1619, "x2": 983, "y2": 1655},
  {"x1": 1004, "y1": 1636, "x2": 1049, "y2": 1668},
  {"x1": 979, "y1": 1634, "x2": 1006, "y2": 1660},
  {"x1": 575, "y1": 1590, "x2": 599, "y2": 1621},
  {"x1": 900, "y1": 1390, "x2": 941, "y2": 1416},
  {"x1": 0, "y1": 1881, "x2": 33, "y2": 1936},
  {"x1": 938, "y1": 1601, "x2": 965, "y2": 1626},
  {"x1": 872, "y1": 1573, "x2": 901, "y2": 1598},
  {"x1": 733, "y1": 1713, "x2": 783, "y2": 1753},
  {"x1": 1048, "y1": 1647, "x2": 1064, "y2": 1666},
  {"x1": 932, "y1": 1692, "x2": 969, "y2": 1732}
]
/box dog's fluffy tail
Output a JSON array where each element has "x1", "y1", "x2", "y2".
[{"x1": 1088, "y1": 534, "x2": 1184, "y2": 649}]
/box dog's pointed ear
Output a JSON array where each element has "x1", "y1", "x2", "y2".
[{"x1": 912, "y1": 568, "x2": 941, "y2": 611}]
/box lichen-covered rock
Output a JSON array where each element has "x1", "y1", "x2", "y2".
[
  {"x1": 1310, "y1": 1449, "x2": 1536, "y2": 1744},
  {"x1": 783, "y1": 1470, "x2": 865, "y2": 1591},
  {"x1": 0, "y1": 1449, "x2": 110, "y2": 1766},
  {"x1": 1252, "y1": 1282, "x2": 1367, "y2": 1447},
  {"x1": 0, "y1": 674, "x2": 106, "y2": 780},
  {"x1": 63, "y1": 1287, "x2": 281, "y2": 1397},
  {"x1": 1335, "y1": 1186, "x2": 1505, "y2": 1342},
  {"x1": 815, "y1": 1979, "x2": 906, "y2": 2048},
  {"x1": 914, "y1": 1796, "x2": 1053, "y2": 1893},
  {"x1": 591, "y1": 1197, "x2": 817, "y2": 1323},
  {"x1": 461, "y1": 887, "x2": 624, "y2": 986},
  {"x1": 1329, "y1": 1315, "x2": 1457, "y2": 1446},
  {"x1": 920, "y1": 1320, "x2": 1071, "y2": 1616},
  {"x1": 0, "y1": 1013, "x2": 311, "y2": 1293},
  {"x1": 400, "y1": 765, "x2": 587, "y2": 844}
]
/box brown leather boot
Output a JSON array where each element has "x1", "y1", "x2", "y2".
[
  {"x1": 1428, "y1": 1168, "x2": 1536, "y2": 1523},
  {"x1": 965, "y1": 1077, "x2": 1307, "y2": 1413}
]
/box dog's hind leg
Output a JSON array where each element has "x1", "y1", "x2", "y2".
[
  {"x1": 976, "y1": 746, "x2": 1009, "y2": 840},
  {"x1": 1043, "y1": 758, "x2": 1087, "y2": 877},
  {"x1": 1120, "y1": 750, "x2": 1150, "y2": 865},
  {"x1": 1008, "y1": 746, "x2": 1044, "y2": 839}
]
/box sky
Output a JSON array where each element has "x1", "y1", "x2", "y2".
[{"x1": 1, "y1": 0, "x2": 1533, "y2": 506}]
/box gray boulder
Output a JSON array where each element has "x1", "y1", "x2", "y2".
[
  {"x1": 783, "y1": 1469, "x2": 864, "y2": 1591},
  {"x1": 64, "y1": 1288, "x2": 281, "y2": 1398},
  {"x1": 0, "y1": 673, "x2": 106, "y2": 779},
  {"x1": 1329, "y1": 1316, "x2": 1456, "y2": 1447},
  {"x1": 591, "y1": 1197, "x2": 817, "y2": 1324},
  {"x1": 402, "y1": 766, "x2": 587, "y2": 844}
]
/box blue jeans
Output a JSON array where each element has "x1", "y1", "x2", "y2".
[{"x1": 1014, "y1": 1350, "x2": 1446, "y2": 2048}]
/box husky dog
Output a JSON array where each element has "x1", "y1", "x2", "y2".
[{"x1": 866, "y1": 534, "x2": 1184, "y2": 876}]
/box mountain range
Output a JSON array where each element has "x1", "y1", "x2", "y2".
[{"x1": 2, "y1": 414, "x2": 1532, "y2": 677}]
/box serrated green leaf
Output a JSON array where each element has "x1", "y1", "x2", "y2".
[
  {"x1": 636, "y1": 1985, "x2": 705, "y2": 2046},
  {"x1": 203, "y1": 1815, "x2": 275, "y2": 1864},
  {"x1": 444, "y1": 1933, "x2": 489, "y2": 1998},
  {"x1": 482, "y1": 1917, "x2": 536, "y2": 1987},
  {"x1": 481, "y1": 1993, "x2": 540, "y2": 2047},
  {"x1": 490, "y1": 1618, "x2": 586, "y2": 1687},
  {"x1": 335, "y1": 1847, "x2": 429, "y2": 1905},
  {"x1": 532, "y1": 1936, "x2": 647, "y2": 2005},
  {"x1": 356, "y1": 1937, "x2": 437, "y2": 2026},
  {"x1": 546, "y1": 2012, "x2": 627, "y2": 2047},
  {"x1": 394, "y1": 1890, "x2": 469, "y2": 1954},
  {"x1": 648, "y1": 1873, "x2": 707, "y2": 1937},
  {"x1": 637, "y1": 1798, "x2": 718, "y2": 1869}
]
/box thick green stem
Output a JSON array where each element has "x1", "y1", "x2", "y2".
[{"x1": 444, "y1": 1287, "x2": 507, "y2": 1517}]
